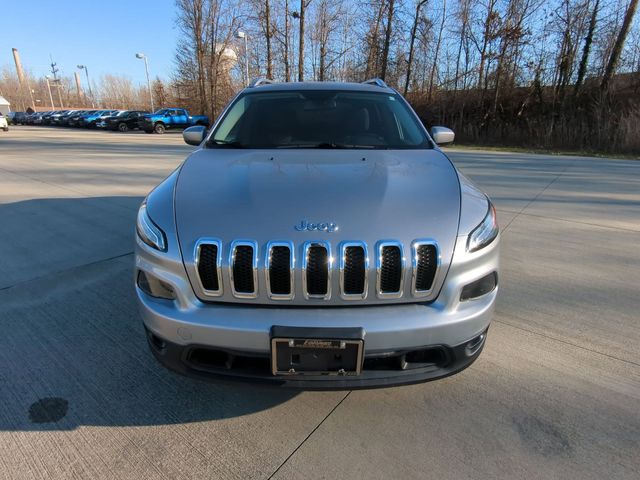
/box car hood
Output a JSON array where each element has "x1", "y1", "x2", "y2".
[{"x1": 174, "y1": 148, "x2": 462, "y2": 304}]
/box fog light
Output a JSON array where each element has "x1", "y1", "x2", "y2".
[
  {"x1": 460, "y1": 272, "x2": 497, "y2": 301},
  {"x1": 137, "y1": 270, "x2": 176, "y2": 300}
]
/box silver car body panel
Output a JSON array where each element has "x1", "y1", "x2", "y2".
[{"x1": 174, "y1": 148, "x2": 461, "y2": 305}]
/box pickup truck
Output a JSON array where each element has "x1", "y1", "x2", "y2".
[{"x1": 138, "y1": 108, "x2": 209, "y2": 134}]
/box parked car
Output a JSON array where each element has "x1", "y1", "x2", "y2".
[
  {"x1": 49, "y1": 110, "x2": 73, "y2": 125},
  {"x1": 0, "y1": 113, "x2": 8, "y2": 131},
  {"x1": 79, "y1": 110, "x2": 118, "y2": 128},
  {"x1": 66, "y1": 110, "x2": 95, "y2": 127},
  {"x1": 138, "y1": 108, "x2": 209, "y2": 134},
  {"x1": 41, "y1": 110, "x2": 61, "y2": 125},
  {"x1": 31, "y1": 111, "x2": 50, "y2": 125},
  {"x1": 97, "y1": 110, "x2": 148, "y2": 131},
  {"x1": 135, "y1": 79, "x2": 500, "y2": 389},
  {"x1": 12, "y1": 112, "x2": 27, "y2": 125}
]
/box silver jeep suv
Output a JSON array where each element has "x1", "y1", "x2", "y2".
[{"x1": 135, "y1": 79, "x2": 499, "y2": 389}]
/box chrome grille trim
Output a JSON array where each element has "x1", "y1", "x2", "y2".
[
  {"x1": 229, "y1": 240, "x2": 258, "y2": 299},
  {"x1": 265, "y1": 241, "x2": 295, "y2": 300},
  {"x1": 411, "y1": 239, "x2": 440, "y2": 297},
  {"x1": 302, "y1": 241, "x2": 332, "y2": 300},
  {"x1": 376, "y1": 241, "x2": 405, "y2": 299},
  {"x1": 339, "y1": 241, "x2": 369, "y2": 300},
  {"x1": 194, "y1": 238, "x2": 223, "y2": 297}
]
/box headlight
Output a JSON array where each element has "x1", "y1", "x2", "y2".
[
  {"x1": 136, "y1": 203, "x2": 167, "y2": 251},
  {"x1": 467, "y1": 202, "x2": 499, "y2": 252}
]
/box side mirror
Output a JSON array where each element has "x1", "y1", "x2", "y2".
[
  {"x1": 430, "y1": 126, "x2": 455, "y2": 145},
  {"x1": 183, "y1": 125, "x2": 207, "y2": 146}
]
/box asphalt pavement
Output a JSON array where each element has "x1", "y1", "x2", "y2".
[{"x1": 0, "y1": 127, "x2": 638, "y2": 479}]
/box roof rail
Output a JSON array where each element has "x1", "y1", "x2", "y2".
[
  {"x1": 362, "y1": 78, "x2": 388, "y2": 88},
  {"x1": 249, "y1": 77, "x2": 275, "y2": 87}
]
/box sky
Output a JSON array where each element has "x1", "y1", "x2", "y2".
[{"x1": 2, "y1": 0, "x2": 179, "y2": 86}]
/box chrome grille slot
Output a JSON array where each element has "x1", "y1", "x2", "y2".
[
  {"x1": 340, "y1": 242, "x2": 368, "y2": 300},
  {"x1": 412, "y1": 240, "x2": 439, "y2": 296},
  {"x1": 230, "y1": 241, "x2": 258, "y2": 298},
  {"x1": 303, "y1": 242, "x2": 331, "y2": 299},
  {"x1": 195, "y1": 239, "x2": 222, "y2": 296},
  {"x1": 266, "y1": 242, "x2": 294, "y2": 300},
  {"x1": 377, "y1": 242, "x2": 404, "y2": 298}
]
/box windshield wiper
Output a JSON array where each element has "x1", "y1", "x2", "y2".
[{"x1": 209, "y1": 139, "x2": 245, "y2": 148}]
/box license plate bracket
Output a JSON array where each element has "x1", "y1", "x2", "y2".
[{"x1": 270, "y1": 326, "x2": 364, "y2": 376}]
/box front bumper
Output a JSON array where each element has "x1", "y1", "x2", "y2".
[
  {"x1": 144, "y1": 324, "x2": 488, "y2": 389},
  {"x1": 136, "y1": 230, "x2": 498, "y2": 388}
]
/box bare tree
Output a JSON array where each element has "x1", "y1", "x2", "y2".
[
  {"x1": 575, "y1": 0, "x2": 600, "y2": 93},
  {"x1": 601, "y1": 0, "x2": 638, "y2": 92}
]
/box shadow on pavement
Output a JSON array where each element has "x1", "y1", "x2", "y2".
[{"x1": 0, "y1": 196, "x2": 297, "y2": 431}]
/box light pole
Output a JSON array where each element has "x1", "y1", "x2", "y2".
[
  {"x1": 76, "y1": 64, "x2": 94, "y2": 107},
  {"x1": 44, "y1": 76, "x2": 55, "y2": 109},
  {"x1": 136, "y1": 53, "x2": 155, "y2": 112},
  {"x1": 235, "y1": 31, "x2": 249, "y2": 86}
]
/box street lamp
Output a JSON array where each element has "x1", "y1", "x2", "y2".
[
  {"x1": 76, "y1": 64, "x2": 94, "y2": 107},
  {"x1": 135, "y1": 53, "x2": 155, "y2": 112},
  {"x1": 235, "y1": 31, "x2": 249, "y2": 87},
  {"x1": 44, "y1": 75, "x2": 55, "y2": 109}
]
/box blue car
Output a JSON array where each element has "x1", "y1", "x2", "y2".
[{"x1": 78, "y1": 110, "x2": 119, "y2": 128}]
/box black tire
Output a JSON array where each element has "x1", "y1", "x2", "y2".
[
  {"x1": 153, "y1": 123, "x2": 166, "y2": 134},
  {"x1": 3, "y1": 127, "x2": 8, "y2": 132},
  {"x1": 118, "y1": 122, "x2": 129, "y2": 132}
]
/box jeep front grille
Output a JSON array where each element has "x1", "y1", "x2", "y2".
[
  {"x1": 266, "y1": 242, "x2": 294, "y2": 300},
  {"x1": 412, "y1": 241, "x2": 438, "y2": 296},
  {"x1": 194, "y1": 239, "x2": 439, "y2": 303},
  {"x1": 377, "y1": 242, "x2": 404, "y2": 298},
  {"x1": 303, "y1": 242, "x2": 331, "y2": 299},
  {"x1": 230, "y1": 241, "x2": 258, "y2": 298}
]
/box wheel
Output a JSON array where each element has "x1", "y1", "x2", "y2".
[
  {"x1": 2, "y1": 127, "x2": 8, "y2": 132},
  {"x1": 153, "y1": 123, "x2": 166, "y2": 134},
  {"x1": 118, "y1": 122, "x2": 129, "y2": 132}
]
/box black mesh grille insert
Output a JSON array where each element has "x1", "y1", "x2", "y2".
[
  {"x1": 380, "y1": 246, "x2": 402, "y2": 293},
  {"x1": 415, "y1": 244, "x2": 437, "y2": 291},
  {"x1": 198, "y1": 244, "x2": 219, "y2": 291},
  {"x1": 269, "y1": 246, "x2": 291, "y2": 295},
  {"x1": 232, "y1": 245, "x2": 255, "y2": 293},
  {"x1": 343, "y1": 246, "x2": 366, "y2": 295},
  {"x1": 306, "y1": 246, "x2": 329, "y2": 296}
]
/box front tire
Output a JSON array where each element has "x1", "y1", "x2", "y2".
[
  {"x1": 2, "y1": 127, "x2": 8, "y2": 132},
  {"x1": 153, "y1": 123, "x2": 166, "y2": 134},
  {"x1": 118, "y1": 122, "x2": 129, "y2": 132}
]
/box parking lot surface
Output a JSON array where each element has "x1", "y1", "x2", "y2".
[{"x1": 0, "y1": 127, "x2": 638, "y2": 479}]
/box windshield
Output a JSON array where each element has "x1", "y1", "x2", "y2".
[{"x1": 207, "y1": 90, "x2": 431, "y2": 149}]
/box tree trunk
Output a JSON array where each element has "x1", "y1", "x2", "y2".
[
  {"x1": 404, "y1": 0, "x2": 427, "y2": 95},
  {"x1": 265, "y1": 0, "x2": 273, "y2": 78},
  {"x1": 428, "y1": 0, "x2": 446, "y2": 101},
  {"x1": 601, "y1": 0, "x2": 638, "y2": 92},
  {"x1": 298, "y1": 0, "x2": 307, "y2": 81},
  {"x1": 575, "y1": 0, "x2": 599, "y2": 94},
  {"x1": 284, "y1": 0, "x2": 291, "y2": 81},
  {"x1": 380, "y1": 0, "x2": 395, "y2": 81}
]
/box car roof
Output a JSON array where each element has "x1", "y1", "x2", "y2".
[{"x1": 242, "y1": 80, "x2": 396, "y2": 94}]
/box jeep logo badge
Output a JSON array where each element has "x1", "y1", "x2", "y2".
[{"x1": 295, "y1": 220, "x2": 338, "y2": 233}]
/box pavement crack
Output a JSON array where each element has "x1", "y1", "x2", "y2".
[
  {"x1": 267, "y1": 391, "x2": 352, "y2": 479},
  {"x1": 502, "y1": 165, "x2": 571, "y2": 231},
  {"x1": 0, "y1": 251, "x2": 134, "y2": 292},
  {"x1": 495, "y1": 319, "x2": 640, "y2": 368}
]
